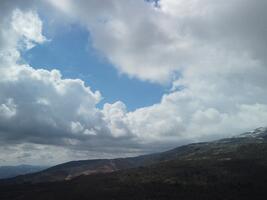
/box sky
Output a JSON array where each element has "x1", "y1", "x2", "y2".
[
  {"x1": 1, "y1": 0, "x2": 267, "y2": 165},
  {"x1": 22, "y1": 22, "x2": 167, "y2": 111}
]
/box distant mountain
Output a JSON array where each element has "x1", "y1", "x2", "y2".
[
  {"x1": 1, "y1": 127, "x2": 267, "y2": 200},
  {"x1": 0, "y1": 165, "x2": 48, "y2": 179}
]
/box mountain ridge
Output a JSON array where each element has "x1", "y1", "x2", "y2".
[
  {"x1": 0, "y1": 165, "x2": 48, "y2": 179},
  {"x1": 2, "y1": 126, "x2": 267, "y2": 185}
]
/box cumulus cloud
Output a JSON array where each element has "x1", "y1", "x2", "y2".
[
  {"x1": 0, "y1": 65, "x2": 104, "y2": 144},
  {"x1": 1, "y1": 0, "x2": 267, "y2": 165},
  {"x1": 0, "y1": 3, "x2": 142, "y2": 165}
]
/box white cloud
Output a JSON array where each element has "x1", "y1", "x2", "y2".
[
  {"x1": 12, "y1": 9, "x2": 47, "y2": 50},
  {"x1": 110, "y1": 89, "x2": 267, "y2": 145},
  {"x1": 47, "y1": 0, "x2": 267, "y2": 83},
  {"x1": 102, "y1": 101, "x2": 131, "y2": 138},
  {"x1": 0, "y1": 3, "x2": 47, "y2": 66}
]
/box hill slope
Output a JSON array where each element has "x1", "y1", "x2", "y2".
[{"x1": 1, "y1": 127, "x2": 267, "y2": 199}]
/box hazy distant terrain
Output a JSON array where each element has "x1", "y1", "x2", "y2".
[
  {"x1": 1, "y1": 127, "x2": 267, "y2": 199},
  {"x1": 0, "y1": 165, "x2": 47, "y2": 179}
]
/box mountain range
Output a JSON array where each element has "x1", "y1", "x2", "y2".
[
  {"x1": 1, "y1": 127, "x2": 267, "y2": 199},
  {"x1": 0, "y1": 165, "x2": 47, "y2": 179}
]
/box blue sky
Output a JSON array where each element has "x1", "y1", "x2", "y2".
[{"x1": 22, "y1": 22, "x2": 167, "y2": 111}]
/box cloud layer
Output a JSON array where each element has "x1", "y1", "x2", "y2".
[
  {"x1": 1, "y1": 0, "x2": 267, "y2": 165},
  {"x1": 49, "y1": 0, "x2": 267, "y2": 83}
]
